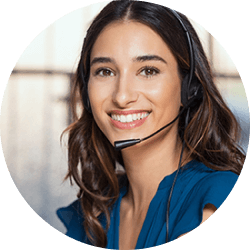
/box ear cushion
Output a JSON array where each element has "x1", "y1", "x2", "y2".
[
  {"x1": 181, "y1": 74, "x2": 203, "y2": 108},
  {"x1": 181, "y1": 74, "x2": 190, "y2": 106}
]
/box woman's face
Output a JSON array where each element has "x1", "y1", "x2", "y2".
[{"x1": 88, "y1": 21, "x2": 181, "y2": 147}]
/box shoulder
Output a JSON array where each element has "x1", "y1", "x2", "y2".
[
  {"x1": 174, "y1": 160, "x2": 239, "y2": 211},
  {"x1": 170, "y1": 161, "x2": 239, "y2": 239},
  {"x1": 57, "y1": 199, "x2": 87, "y2": 242},
  {"x1": 182, "y1": 160, "x2": 238, "y2": 188},
  {"x1": 57, "y1": 199, "x2": 83, "y2": 228},
  {"x1": 57, "y1": 173, "x2": 127, "y2": 226},
  {"x1": 178, "y1": 202, "x2": 217, "y2": 239},
  {"x1": 190, "y1": 161, "x2": 238, "y2": 208},
  {"x1": 175, "y1": 160, "x2": 239, "y2": 220}
]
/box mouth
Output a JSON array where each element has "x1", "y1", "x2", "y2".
[{"x1": 109, "y1": 110, "x2": 150, "y2": 129}]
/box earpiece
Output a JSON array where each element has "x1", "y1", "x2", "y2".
[{"x1": 181, "y1": 74, "x2": 203, "y2": 109}]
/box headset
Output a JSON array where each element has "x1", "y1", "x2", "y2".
[{"x1": 80, "y1": 7, "x2": 203, "y2": 243}]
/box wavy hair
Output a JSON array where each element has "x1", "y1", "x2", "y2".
[{"x1": 62, "y1": 0, "x2": 245, "y2": 247}]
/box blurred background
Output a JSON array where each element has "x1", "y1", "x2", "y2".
[{"x1": 0, "y1": 1, "x2": 249, "y2": 235}]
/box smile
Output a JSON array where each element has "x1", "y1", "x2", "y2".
[
  {"x1": 109, "y1": 111, "x2": 150, "y2": 129},
  {"x1": 111, "y1": 112, "x2": 149, "y2": 123}
]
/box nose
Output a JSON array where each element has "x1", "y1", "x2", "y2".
[{"x1": 112, "y1": 73, "x2": 139, "y2": 108}]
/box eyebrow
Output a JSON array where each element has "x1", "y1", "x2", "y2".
[
  {"x1": 133, "y1": 55, "x2": 167, "y2": 64},
  {"x1": 90, "y1": 57, "x2": 114, "y2": 66},
  {"x1": 90, "y1": 54, "x2": 167, "y2": 67}
]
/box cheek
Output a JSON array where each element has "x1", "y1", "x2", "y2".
[
  {"x1": 88, "y1": 81, "x2": 111, "y2": 134},
  {"x1": 88, "y1": 81, "x2": 103, "y2": 114},
  {"x1": 88, "y1": 84, "x2": 104, "y2": 131},
  {"x1": 150, "y1": 78, "x2": 181, "y2": 111}
]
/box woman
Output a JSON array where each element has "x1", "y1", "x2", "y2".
[{"x1": 57, "y1": 0, "x2": 245, "y2": 249}]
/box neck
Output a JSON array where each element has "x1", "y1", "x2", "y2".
[{"x1": 121, "y1": 128, "x2": 183, "y2": 210}]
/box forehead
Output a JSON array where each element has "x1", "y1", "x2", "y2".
[{"x1": 90, "y1": 21, "x2": 175, "y2": 63}]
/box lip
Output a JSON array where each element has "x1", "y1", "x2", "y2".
[
  {"x1": 109, "y1": 109, "x2": 149, "y2": 115},
  {"x1": 109, "y1": 112, "x2": 149, "y2": 130}
]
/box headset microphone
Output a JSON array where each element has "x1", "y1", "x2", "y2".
[
  {"x1": 114, "y1": 107, "x2": 185, "y2": 150},
  {"x1": 114, "y1": 85, "x2": 202, "y2": 151}
]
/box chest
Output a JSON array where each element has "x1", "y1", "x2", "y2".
[{"x1": 119, "y1": 207, "x2": 148, "y2": 250}]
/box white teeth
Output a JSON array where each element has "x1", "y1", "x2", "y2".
[
  {"x1": 111, "y1": 112, "x2": 149, "y2": 123},
  {"x1": 120, "y1": 115, "x2": 126, "y2": 123},
  {"x1": 127, "y1": 114, "x2": 133, "y2": 122}
]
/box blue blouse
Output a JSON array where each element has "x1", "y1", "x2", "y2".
[{"x1": 57, "y1": 160, "x2": 238, "y2": 248}]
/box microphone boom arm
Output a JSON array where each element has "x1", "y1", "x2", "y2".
[{"x1": 114, "y1": 108, "x2": 186, "y2": 151}]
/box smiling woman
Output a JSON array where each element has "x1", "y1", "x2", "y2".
[{"x1": 57, "y1": 0, "x2": 245, "y2": 249}]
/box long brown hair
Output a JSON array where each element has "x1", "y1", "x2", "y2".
[{"x1": 62, "y1": 0, "x2": 245, "y2": 247}]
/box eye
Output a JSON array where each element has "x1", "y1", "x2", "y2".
[
  {"x1": 95, "y1": 68, "x2": 115, "y2": 77},
  {"x1": 139, "y1": 66, "x2": 160, "y2": 78}
]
